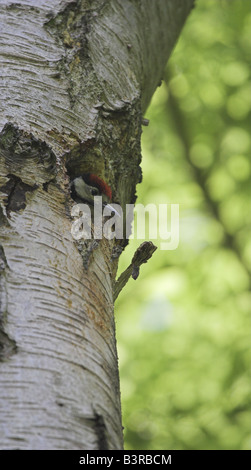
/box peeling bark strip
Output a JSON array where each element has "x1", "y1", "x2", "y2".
[{"x1": 0, "y1": 0, "x2": 194, "y2": 450}]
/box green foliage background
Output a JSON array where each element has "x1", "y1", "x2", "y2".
[{"x1": 116, "y1": 0, "x2": 251, "y2": 450}]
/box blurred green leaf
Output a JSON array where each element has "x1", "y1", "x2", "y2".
[{"x1": 116, "y1": 0, "x2": 251, "y2": 451}]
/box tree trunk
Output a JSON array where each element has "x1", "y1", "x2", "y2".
[{"x1": 0, "y1": 0, "x2": 194, "y2": 450}]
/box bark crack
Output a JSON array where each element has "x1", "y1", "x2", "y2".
[
  {"x1": 0, "y1": 244, "x2": 16, "y2": 361},
  {"x1": 0, "y1": 329, "x2": 18, "y2": 362},
  {"x1": 0, "y1": 174, "x2": 38, "y2": 218},
  {"x1": 93, "y1": 409, "x2": 109, "y2": 450},
  {"x1": 0, "y1": 122, "x2": 58, "y2": 217}
]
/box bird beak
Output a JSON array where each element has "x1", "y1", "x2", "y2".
[{"x1": 103, "y1": 203, "x2": 121, "y2": 218}]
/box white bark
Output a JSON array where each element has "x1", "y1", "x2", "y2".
[
  {"x1": 0, "y1": 129, "x2": 121, "y2": 449},
  {"x1": 0, "y1": 0, "x2": 194, "y2": 450}
]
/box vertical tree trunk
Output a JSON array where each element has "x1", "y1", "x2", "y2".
[{"x1": 0, "y1": 0, "x2": 194, "y2": 450}]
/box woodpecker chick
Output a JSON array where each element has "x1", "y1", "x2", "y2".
[{"x1": 71, "y1": 174, "x2": 119, "y2": 216}]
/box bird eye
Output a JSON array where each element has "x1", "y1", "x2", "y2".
[{"x1": 91, "y1": 187, "x2": 99, "y2": 196}]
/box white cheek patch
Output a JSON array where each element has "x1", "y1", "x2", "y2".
[{"x1": 74, "y1": 177, "x2": 89, "y2": 199}]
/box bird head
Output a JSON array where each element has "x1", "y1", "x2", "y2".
[{"x1": 71, "y1": 173, "x2": 119, "y2": 216}]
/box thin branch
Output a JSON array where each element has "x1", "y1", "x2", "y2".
[{"x1": 113, "y1": 241, "x2": 157, "y2": 301}]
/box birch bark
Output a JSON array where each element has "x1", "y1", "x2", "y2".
[{"x1": 0, "y1": 0, "x2": 194, "y2": 450}]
